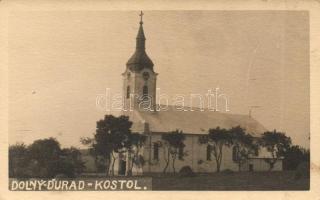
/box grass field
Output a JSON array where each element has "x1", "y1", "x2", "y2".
[
  {"x1": 80, "y1": 171, "x2": 309, "y2": 190},
  {"x1": 150, "y1": 171, "x2": 309, "y2": 190}
]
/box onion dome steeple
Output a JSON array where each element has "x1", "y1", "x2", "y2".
[{"x1": 126, "y1": 11, "x2": 154, "y2": 72}]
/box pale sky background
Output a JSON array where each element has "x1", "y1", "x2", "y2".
[{"x1": 8, "y1": 11, "x2": 309, "y2": 148}]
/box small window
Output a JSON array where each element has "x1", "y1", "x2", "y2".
[
  {"x1": 143, "y1": 72, "x2": 149, "y2": 80},
  {"x1": 143, "y1": 85, "x2": 148, "y2": 97},
  {"x1": 206, "y1": 145, "x2": 211, "y2": 161},
  {"x1": 153, "y1": 143, "x2": 159, "y2": 160},
  {"x1": 178, "y1": 146, "x2": 184, "y2": 160},
  {"x1": 232, "y1": 146, "x2": 239, "y2": 161},
  {"x1": 126, "y1": 86, "x2": 130, "y2": 99}
]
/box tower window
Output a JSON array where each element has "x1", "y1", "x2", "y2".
[
  {"x1": 126, "y1": 86, "x2": 130, "y2": 99},
  {"x1": 206, "y1": 145, "x2": 211, "y2": 161},
  {"x1": 143, "y1": 85, "x2": 148, "y2": 97},
  {"x1": 153, "y1": 143, "x2": 159, "y2": 160},
  {"x1": 143, "y1": 72, "x2": 149, "y2": 80}
]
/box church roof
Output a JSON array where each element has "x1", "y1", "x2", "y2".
[
  {"x1": 127, "y1": 105, "x2": 267, "y2": 137},
  {"x1": 126, "y1": 16, "x2": 154, "y2": 72}
]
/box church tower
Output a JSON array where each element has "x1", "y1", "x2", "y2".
[{"x1": 122, "y1": 11, "x2": 157, "y2": 111}]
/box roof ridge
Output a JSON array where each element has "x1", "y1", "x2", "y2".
[{"x1": 155, "y1": 104, "x2": 252, "y2": 116}]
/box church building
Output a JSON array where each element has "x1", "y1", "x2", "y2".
[{"x1": 83, "y1": 12, "x2": 283, "y2": 175}]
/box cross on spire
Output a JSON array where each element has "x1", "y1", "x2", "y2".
[{"x1": 139, "y1": 11, "x2": 144, "y2": 24}]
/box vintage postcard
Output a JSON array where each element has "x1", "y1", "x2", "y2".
[{"x1": 0, "y1": 0, "x2": 319, "y2": 199}]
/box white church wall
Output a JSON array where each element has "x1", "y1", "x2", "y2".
[
  {"x1": 140, "y1": 133, "x2": 283, "y2": 174},
  {"x1": 142, "y1": 134, "x2": 240, "y2": 173},
  {"x1": 82, "y1": 133, "x2": 283, "y2": 175},
  {"x1": 249, "y1": 159, "x2": 283, "y2": 171}
]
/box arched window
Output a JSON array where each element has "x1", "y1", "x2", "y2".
[
  {"x1": 206, "y1": 145, "x2": 211, "y2": 161},
  {"x1": 153, "y1": 143, "x2": 159, "y2": 160},
  {"x1": 126, "y1": 86, "x2": 130, "y2": 99},
  {"x1": 143, "y1": 85, "x2": 148, "y2": 97},
  {"x1": 178, "y1": 146, "x2": 184, "y2": 160},
  {"x1": 232, "y1": 146, "x2": 239, "y2": 162}
]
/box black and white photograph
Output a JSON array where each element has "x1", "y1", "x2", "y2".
[{"x1": 2, "y1": 1, "x2": 318, "y2": 197}]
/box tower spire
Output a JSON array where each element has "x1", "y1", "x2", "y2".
[
  {"x1": 139, "y1": 11, "x2": 144, "y2": 25},
  {"x1": 126, "y1": 11, "x2": 154, "y2": 72},
  {"x1": 136, "y1": 11, "x2": 146, "y2": 47}
]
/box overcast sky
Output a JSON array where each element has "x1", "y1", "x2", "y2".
[{"x1": 8, "y1": 11, "x2": 309, "y2": 148}]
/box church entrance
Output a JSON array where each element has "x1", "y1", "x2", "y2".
[{"x1": 118, "y1": 160, "x2": 126, "y2": 175}]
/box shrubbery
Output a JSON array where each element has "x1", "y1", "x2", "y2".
[
  {"x1": 9, "y1": 138, "x2": 85, "y2": 178},
  {"x1": 283, "y1": 145, "x2": 310, "y2": 170},
  {"x1": 294, "y1": 161, "x2": 310, "y2": 180},
  {"x1": 179, "y1": 166, "x2": 195, "y2": 177}
]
